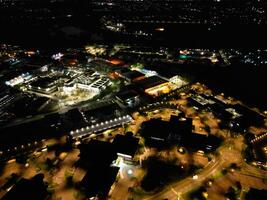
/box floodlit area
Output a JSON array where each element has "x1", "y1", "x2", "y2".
[{"x1": 0, "y1": 44, "x2": 267, "y2": 200}]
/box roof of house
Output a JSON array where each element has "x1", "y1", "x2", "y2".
[
  {"x1": 112, "y1": 133, "x2": 139, "y2": 158},
  {"x1": 141, "y1": 118, "x2": 170, "y2": 141},
  {"x1": 80, "y1": 166, "x2": 119, "y2": 199},
  {"x1": 78, "y1": 140, "x2": 117, "y2": 168}
]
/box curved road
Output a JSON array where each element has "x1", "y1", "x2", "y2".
[{"x1": 144, "y1": 155, "x2": 224, "y2": 200}]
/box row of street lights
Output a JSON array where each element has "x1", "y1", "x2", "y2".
[{"x1": 70, "y1": 115, "x2": 132, "y2": 138}]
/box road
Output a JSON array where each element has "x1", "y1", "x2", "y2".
[
  {"x1": 241, "y1": 162, "x2": 267, "y2": 179},
  {"x1": 141, "y1": 135, "x2": 266, "y2": 200},
  {"x1": 142, "y1": 138, "x2": 244, "y2": 200},
  {"x1": 143, "y1": 156, "x2": 224, "y2": 200}
]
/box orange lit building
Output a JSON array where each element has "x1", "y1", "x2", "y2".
[
  {"x1": 135, "y1": 76, "x2": 171, "y2": 97},
  {"x1": 116, "y1": 70, "x2": 145, "y2": 83},
  {"x1": 145, "y1": 82, "x2": 171, "y2": 97}
]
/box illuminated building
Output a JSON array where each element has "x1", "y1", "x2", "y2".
[
  {"x1": 28, "y1": 77, "x2": 58, "y2": 94},
  {"x1": 145, "y1": 82, "x2": 171, "y2": 97},
  {"x1": 134, "y1": 76, "x2": 171, "y2": 97},
  {"x1": 115, "y1": 69, "x2": 145, "y2": 83},
  {"x1": 5, "y1": 73, "x2": 32, "y2": 87},
  {"x1": 116, "y1": 89, "x2": 140, "y2": 108}
]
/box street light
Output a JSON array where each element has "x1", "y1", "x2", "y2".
[
  {"x1": 127, "y1": 169, "x2": 133, "y2": 175},
  {"x1": 192, "y1": 175, "x2": 198, "y2": 180}
]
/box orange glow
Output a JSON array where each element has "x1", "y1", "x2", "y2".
[
  {"x1": 69, "y1": 59, "x2": 78, "y2": 65},
  {"x1": 132, "y1": 76, "x2": 145, "y2": 82},
  {"x1": 108, "y1": 72, "x2": 119, "y2": 79},
  {"x1": 108, "y1": 58, "x2": 124, "y2": 65},
  {"x1": 145, "y1": 83, "x2": 171, "y2": 97},
  {"x1": 26, "y1": 51, "x2": 36, "y2": 56},
  {"x1": 155, "y1": 27, "x2": 165, "y2": 32}
]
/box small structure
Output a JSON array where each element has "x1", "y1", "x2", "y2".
[
  {"x1": 77, "y1": 140, "x2": 117, "y2": 168},
  {"x1": 80, "y1": 166, "x2": 119, "y2": 200},
  {"x1": 182, "y1": 133, "x2": 222, "y2": 152},
  {"x1": 116, "y1": 89, "x2": 140, "y2": 108},
  {"x1": 112, "y1": 133, "x2": 139, "y2": 160}
]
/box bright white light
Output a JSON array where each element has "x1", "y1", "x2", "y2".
[
  {"x1": 42, "y1": 148, "x2": 47, "y2": 152},
  {"x1": 127, "y1": 169, "x2": 133, "y2": 175},
  {"x1": 192, "y1": 175, "x2": 198, "y2": 180}
]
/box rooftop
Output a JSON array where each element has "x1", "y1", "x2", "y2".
[
  {"x1": 116, "y1": 89, "x2": 139, "y2": 101},
  {"x1": 30, "y1": 76, "x2": 58, "y2": 89},
  {"x1": 80, "y1": 165, "x2": 119, "y2": 199},
  {"x1": 112, "y1": 133, "x2": 139, "y2": 158},
  {"x1": 78, "y1": 140, "x2": 117, "y2": 168},
  {"x1": 135, "y1": 76, "x2": 168, "y2": 91},
  {"x1": 121, "y1": 70, "x2": 145, "y2": 82}
]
